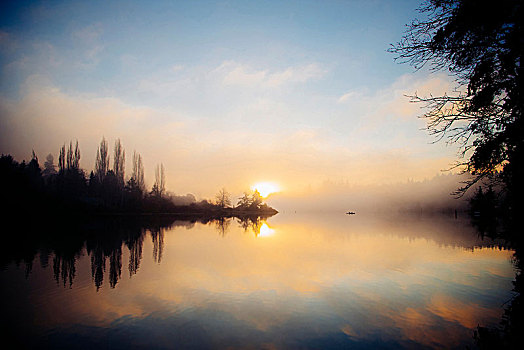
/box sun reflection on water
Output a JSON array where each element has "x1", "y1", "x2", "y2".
[{"x1": 258, "y1": 223, "x2": 275, "y2": 237}]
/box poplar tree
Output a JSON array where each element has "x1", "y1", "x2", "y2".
[{"x1": 95, "y1": 137, "x2": 109, "y2": 182}]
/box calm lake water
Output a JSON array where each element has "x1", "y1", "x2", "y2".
[{"x1": 0, "y1": 213, "x2": 516, "y2": 349}]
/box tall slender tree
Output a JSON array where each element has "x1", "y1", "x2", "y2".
[
  {"x1": 58, "y1": 144, "x2": 66, "y2": 173},
  {"x1": 131, "y1": 150, "x2": 145, "y2": 193},
  {"x1": 152, "y1": 163, "x2": 165, "y2": 197},
  {"x1": 113, "y1": 139, "x2": 125, "y2": 186},
  {"x1": 73, "y1": 140, "x2": 80, "y2": 169},
  {"x1": 95, "y1": 137, "x2": 109, "y2": 182},
  {"x1": 66, "y1": 141, "x2": 73, "y2": 170}
]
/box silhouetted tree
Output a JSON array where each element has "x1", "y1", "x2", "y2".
[
  {"x1": 54, "y1": 140, "x2": 87, "y2": 201},
  {"x1": 88, "y1": 171, "x2": 99, "y2": 197},
  {"x1": 64, "y1": 140, "x2": 80, "y2": 170},
  {"x1": 470, "y1": 185, "x2": 499, "y2": 236},
  {"x1": 66, "y1": 141, "x2": 73, "y2": 170},
  {"x1": 126, "y1": 150, "x2": 145, "y2": 208},
  {"x1": 73, "y1": 140, "x2": 80, "y2": 169},
  {"x1": 215, "y1": 187, "x2": 231, "y2": 208},
  {"x1": 101, "y1": 170, "x2": 120, "y2": 208},
  {"x1": 237, "y1": 192, "x2": 252, "y2": 209},
  {"x1": 42, "y1": 153, "x2": 57, "y2": 177},
  {"x1": 58, "y1": 144, "x2": 66, "y2": 173},
  {"x1": 131, "y1": 150, "x2": 145, "y2": 194},
  {"x1": 151, "y1": 163, "x2": 165, "y2": 197},
  {"x1": 95, "y1": 137, "x2": 109, "y2": 182},
  {"x1": 250, "y1": 190, "x2": 263, "y2": 210},
  {"x1": 1, "y1": 142, "x2": 278, "y2": 217},
  {"x1": 28, "y1": 150, "x2": 41, "y2": 178},
  {"x1": 390, "y1": 0, "x2": 523, "y2": 201},
  {"x1": 113, "y1": 139, "x2": 125, "y2": 187}
]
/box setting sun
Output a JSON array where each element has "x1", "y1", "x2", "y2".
[{"x1": 251, "y1": 182, "x2": 280, "y2": 198}]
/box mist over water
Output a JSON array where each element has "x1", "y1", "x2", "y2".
[
  {"x1": 1, "y1": 213, "x2": 514, "y2": 349},
  {"x1": 269, "y1": 173, "x2": 471, "y2": 214}
]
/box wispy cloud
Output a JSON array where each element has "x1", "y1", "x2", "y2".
[
  {"x1": 337, "y1": 90, "x2": 360, "y2": 103},
  {"x1": 0, "y1": 76, "x2": 457, "y2": 198},
  {"x1": 216, "y1": 61, "x2": 326, "y2": 88},
  {"x1": 334, "y1": 72, "x2": 456, "y2": 133},
  {"x1": 171, "y1": 64, "x2": 184, "y2": 73}
]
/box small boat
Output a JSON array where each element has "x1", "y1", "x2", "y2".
[{"x1": 346, "y1": 211, "x2": 356, "y2": 215}]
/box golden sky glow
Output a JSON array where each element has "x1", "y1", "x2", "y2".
[{"x1": 0, "y1": 0, "x2": 463, "y2": 201}]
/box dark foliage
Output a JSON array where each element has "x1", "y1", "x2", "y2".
[
  {"x1": 1, "y1": 143, "x2": 277, "y2": 217},
  {"x1": 390, "y1": 0, "x2": 523, "y2": 209},
  {"x1": 392, "y1": 2, "x2": 524, "y2": 347}
]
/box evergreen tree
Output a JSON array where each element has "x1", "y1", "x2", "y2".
[{"x1": 43, "y1": 153, "x2": 57, "y2": 177}]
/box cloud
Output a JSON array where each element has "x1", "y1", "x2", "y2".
[
  {"x1": 329, "y1": 72, "x2": 461, "y2": 155},
  {"x1": 216, "y1": 61, "x2": 326, "y2": 88},
  {"x1": 337, "y1": 90, "x2": 360, "y2": 103},
  {"x1": 338, "y1": 72, "x2": 456, "y2": 120},
  {"x1": 0, "y1": 75, "x2": 185, "y2": 178},
  {"x1": 1, "y1": 73, "x2": 459, "y2": 199},
  {"x1": 170, "y1": 64, "x2": 184, "y2": 73},
  {"x1": 265, "y1": 63, "x2": 326, "y2": 87},
  {"x1": 219, "y1": 61, "x2": 267, "y2": 86}
]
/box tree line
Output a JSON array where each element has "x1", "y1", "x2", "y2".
[{"x1": 1, "y1": 137, "x2": 277, "y2": 216}]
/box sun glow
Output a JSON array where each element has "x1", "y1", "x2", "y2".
[
  {"x1": 251, "y1": 182, "x2": 279, "y2": 198},
  {"x1": 258, "y1": 223, "x2": 275, "y2": 237}
]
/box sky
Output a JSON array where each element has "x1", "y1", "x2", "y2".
[{"x1": 0, "y1": 0, "x2": 463, "y2": 201}]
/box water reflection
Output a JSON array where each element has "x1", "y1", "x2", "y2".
[
  {"x1": 151, "y1": 227, "x2": 165, "y2": 264},
  {"x1": 0, "y1": 215, "x2": 273, "y2": 290},
  {"x1": 0, "y1": 213, "x2": 516, "y2": 349}
]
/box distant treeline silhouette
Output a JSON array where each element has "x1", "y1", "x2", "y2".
[{"x1": 0, "y1": 138, "x2": 277, "y2": 217}]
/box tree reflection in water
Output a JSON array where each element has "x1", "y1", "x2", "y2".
[
  {"x1": 126, "y1": 232, "x2": 144, "y2": 277},
  {"x1": 2, "y1": 214, "x2": 274, "y2": 290},
  {"x1": 472, "y1": 214, "x2": 524, "y2": 348},
  {"x1": 235, "y1": 215, "x2": 263, "y2": 236},
  {"x1": 151, "y1": 227, "x2": 165, "y2": 264}
]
